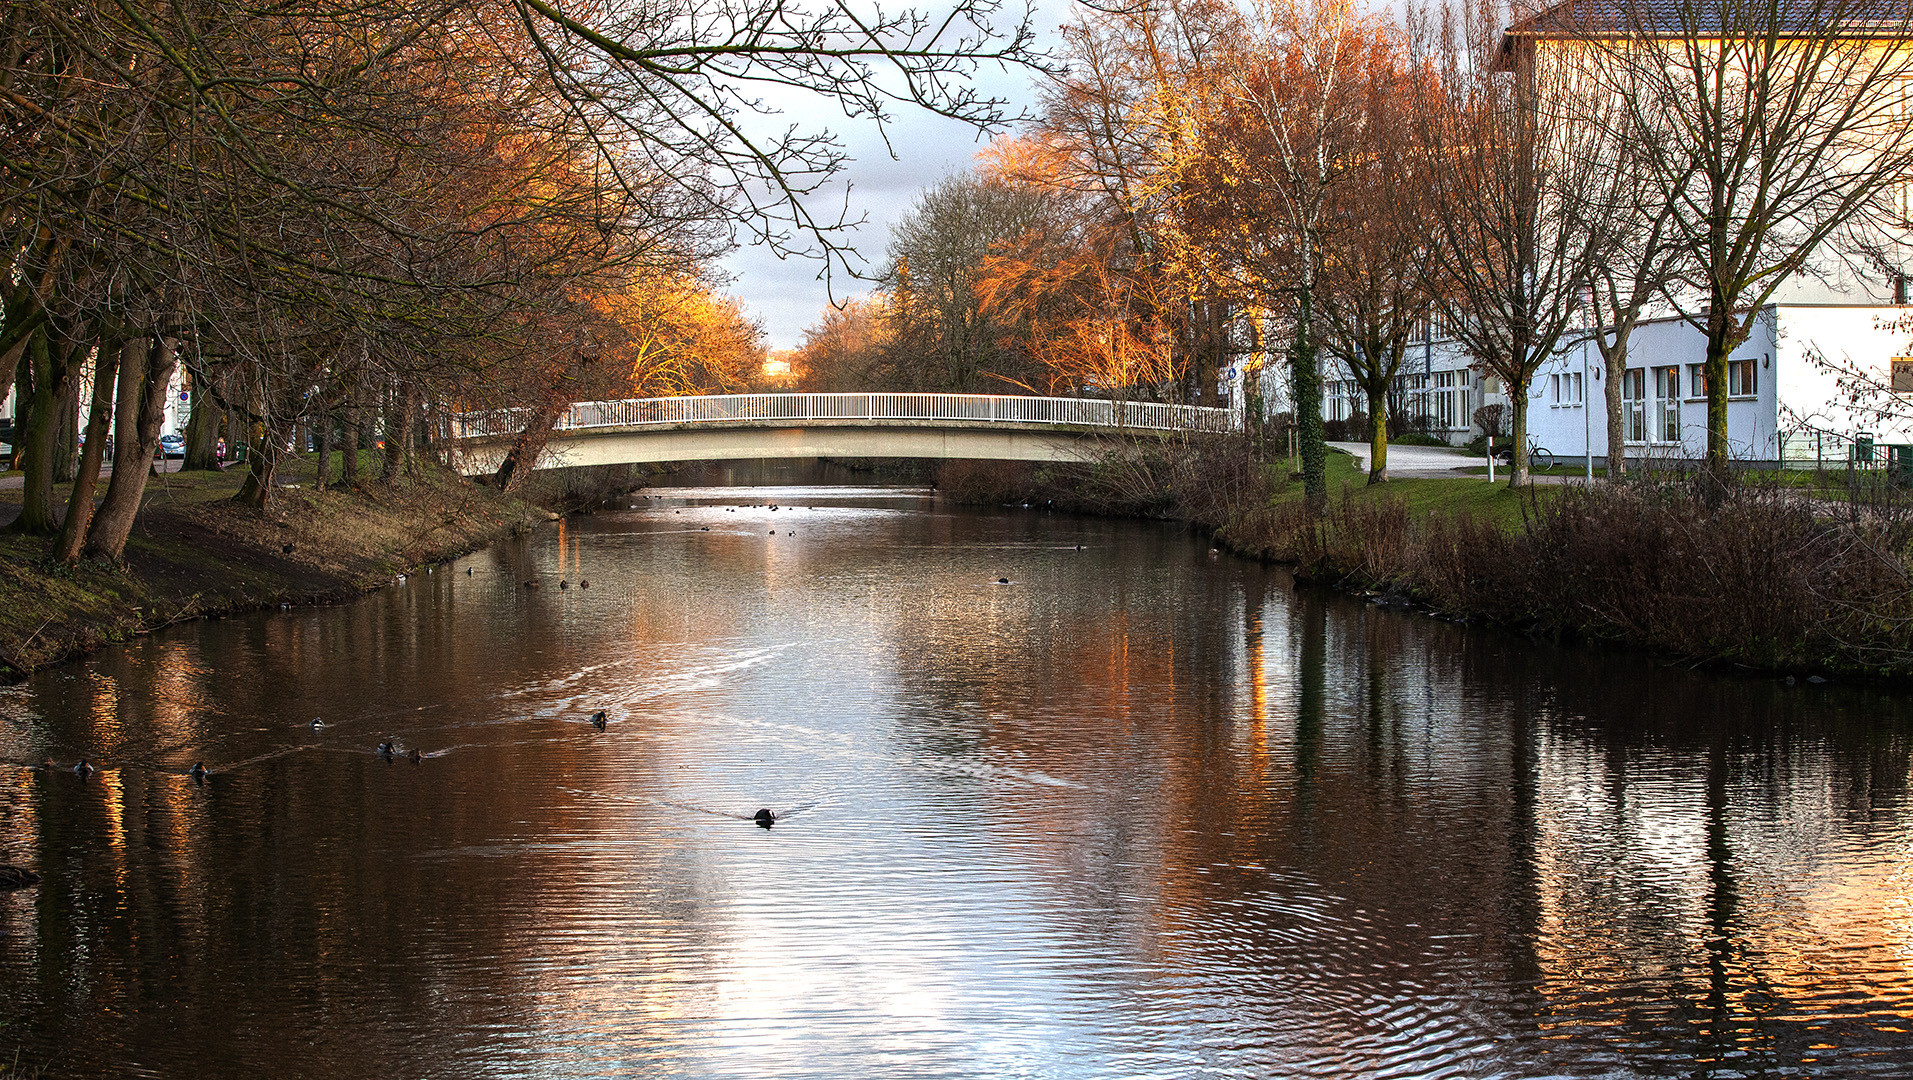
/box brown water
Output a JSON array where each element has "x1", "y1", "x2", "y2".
[{"x1": 3, "y1": 462, "x2": 1912, "y2": 1078}]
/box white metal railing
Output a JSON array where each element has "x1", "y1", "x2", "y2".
[{"x1": 453, "y1": 393, "x2": 1234, "y2": 439}]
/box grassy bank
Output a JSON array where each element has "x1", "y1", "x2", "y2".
[
  {"x1": 0, "y1": 456, "x2": 552, "y2": 680},
  {"x1": 938, "y1": 440, "x2": 1913, "y2": 677}
]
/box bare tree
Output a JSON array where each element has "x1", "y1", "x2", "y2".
[
  {"x1": 880, "y1": 172, "x2": 1054, "y2": 391},
  {"x1": 1316, "y1": 35, "x2": 1438, "y2": 484},
  {"x1": 1545, "y1": 0, "x2": 1913, "y2": 476},
  {"x1": 1419, "y1": 0, "x2": 1605, "y2": 486}
]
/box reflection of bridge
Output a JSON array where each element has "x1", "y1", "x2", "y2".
[{"x1": 452, "y1": 392, "x2": 1234, "y2": 474}]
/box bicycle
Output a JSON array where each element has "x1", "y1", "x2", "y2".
[{"x1": 1493, "y1": 439, "x2": 1555, "y2": 471}]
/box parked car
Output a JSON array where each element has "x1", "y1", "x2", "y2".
[{"x1": 156, "y1": 434, "x2": 186, "y2": 459}]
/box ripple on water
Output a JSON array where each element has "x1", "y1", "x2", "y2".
[{"x1": 3, "y1": 472, "x2": 1913, "y2": 1078}]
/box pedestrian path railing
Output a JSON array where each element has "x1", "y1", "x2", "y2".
[{"x1": 453, "y1": 393, "x2": 1233, "y2": 439}]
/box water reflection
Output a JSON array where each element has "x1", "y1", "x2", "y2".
[{"x1": 1, "y1": 461, "x2": 1910, "y2": 1078}]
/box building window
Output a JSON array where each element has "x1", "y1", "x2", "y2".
[
  {"x1": 1553, "y1": 371, "x2": 1582, "y2": 406},
  {"x1": 1688, "y1": 363, "x2": 1706, "y2": 399},
  {"x1": 1729, "y1": 358, "x2": 1756, "y2": 397},
  {"x1": 1435, "y1": 370, "x2": 1457, "y2": 429},
  {"x1": 1625, "y1": 368, "x2": 1647, "y2": 442},
  {"x1": 1894, "y1": 357, "x2": 1913, "y2": 391},
  {"x1": 1655, "y1": 366, "x2": 1681, "y2": 443}
]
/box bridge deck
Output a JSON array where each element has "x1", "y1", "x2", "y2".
[
  {"x1": 455, "y1": 392, "x2": 1232, "y2": 439},
  {"x1": 451, "y1": 393, "x2": 1235, "y2": 473}
]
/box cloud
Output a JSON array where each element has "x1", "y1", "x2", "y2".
[
  {"x1": 721, "y1": 113, "x2": 1000, "y2": 348},
  {"x1": 718, "y1": 0, "x2": 1076, "y2": 349}
]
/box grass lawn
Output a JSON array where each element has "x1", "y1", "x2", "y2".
[
  {"x1": 0, "y1": 451, "x2": 373, "y2": 514},
  {"x1": 1268, "y1": 449, "x2": 1557, "y2": 532}
]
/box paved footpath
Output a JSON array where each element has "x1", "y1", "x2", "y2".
[
  {"x1": 1328, "y1": 441, "x2": 1587, "y2": 484},
  {"x1": 0, "y1": 457, "x2": 188, "y2": 490},
  {"x1": 1329, "y1": 440, "x2": 1483, "y2": 477}
]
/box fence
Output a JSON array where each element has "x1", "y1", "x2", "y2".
[
  {"x1": 1779, "y1": 429, "x2": 1898, "y2": 470},
  {"x1": 454, "y1": 393, "x2": 1234, "y2": 440}
]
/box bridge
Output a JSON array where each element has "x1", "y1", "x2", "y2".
[{"x1": 451, "y1": 392, "x2": 1235, "y2": 474}]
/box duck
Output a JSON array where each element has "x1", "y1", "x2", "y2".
[
  {"x1": 73, "y1": 759, "x2": 93, "y2": 777},
  {"x1": 310, "y1": 717, "x2": 325, "y2": 730},
  {"x1": 376, "y1": 741, "x2": 395, "y2": 758},
  {"x1": 591, "y1": 710, "x2": 608, "y2": 731},
  {"x1": 0, "y1": 866, "x2": 41, "y2": 891},
  {"x1": 754, "y1": 808, "x2": 776, "y2": 829},
  {"x1": 408, "y1": 748, "x2": 422, "y2": 764},
  {"x1": 579, "y1": 579, "x2": 589, "y2": 589},
  {"x1": 560, "y1": 580, "x2": 570, "y2": 589},
  {"x1": 466, "y1": 567, "x2": 474, "y2": 575},
  {"x1": 189, "y1": 762, "x2": 208, "y2": 782},
  {"x1": 997, "y1": 577, "x2": 1010, "y2": 585}
]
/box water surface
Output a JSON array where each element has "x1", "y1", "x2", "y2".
[{"x1": 2, "y1": 462, "x2": 1911, "y2": 1077}]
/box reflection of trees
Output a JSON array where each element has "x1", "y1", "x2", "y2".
[{"x1": 9, "y1": 494, "x2": 1913, "y2": 1073}]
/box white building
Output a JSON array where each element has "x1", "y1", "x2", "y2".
[
  {"x1": 1326, "y1": 300, "x2": 1913, "y2": 469},
  {"x1": 1312, "y1": 0, "x2": 1913, "y2": 470}
]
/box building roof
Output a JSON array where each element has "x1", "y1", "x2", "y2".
[{"x1": 1502, "y1": 0, "x2": 1913, "y2": 41}]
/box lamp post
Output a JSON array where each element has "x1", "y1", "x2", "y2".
[{"x1": 1584, "y1": 340, "x2": 1593, "y2": 483}]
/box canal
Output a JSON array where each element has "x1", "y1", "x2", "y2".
[{"x1": 2, "y1": 462, "x2": 1911, "y2": 1077}]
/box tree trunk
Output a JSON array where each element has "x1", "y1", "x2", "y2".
[
  {"x1": 400, "y1": 382, "x2": 420, "y2": 477},
  {"x1": 1292, "y1": 287, "x2": 1326, "y2": 515},
  {"x1": 233, "y1": 419, "x2": 279, "y2": 509},
  {"x1": 84, "y1": 334, "x2": 180, "y2": 563},
  {"x1": 1703, "y1": 311, "x2": 1736, "y2": 482},
  {"x1": 1365, "y1": 382, "x2": 1389, "y2": 484},
  {"x1": 1508, "y1": 376, "x2": 1531, "y2": 488},
  {"x1": 7, "y1": 330, "x2": 59, "y2": 534},
  {"x1": 9, "y1": 328, "x2": 90, "y2": 535},
  {"x1": 54, "y1": 339, "x2": 123, "y2": 564},
  {"x1": 1604, "y1": 341, "x2": 1628, "y2": 480},
  {"x1": 381, "y1": 387, "x2": 406, "y2": 483},
  {"x1": 314, "y1": 401, "x2": 331, "y2": 490},
  {"x1": 52, "y1": 375, "x2": 80, "y2": 484},
  {"x1": 341, "y1": 397, "x2": 360, "y2": 487},
  {"x1": 182, "y1": 371, "x2": 220, "y2": 470},
  {"x1": 492, "y1": 401, "x2": 563, "y2": 494}
]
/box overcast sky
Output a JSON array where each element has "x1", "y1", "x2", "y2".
[{"x1": 719, "y1": 4, "x2": 1073, "y2": 351}]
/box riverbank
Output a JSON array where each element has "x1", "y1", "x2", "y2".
[
  {"x1": 0, "y1": 459, "x2": 552, "y2": 681},
  {"x1": 936, "y1": 439, "x2": 1913, "y2": 677}
]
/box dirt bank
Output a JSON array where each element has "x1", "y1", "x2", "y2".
[{"x1": 0, "y1": 463, "x2": 550, "y2": 680}]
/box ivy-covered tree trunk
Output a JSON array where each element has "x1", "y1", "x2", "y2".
[
  {"x1": 1364, "y1": 381, "x2": 1389, "y2": 484},
  {"x1": 7, "y1": 331, "x2": 59, "y2": 534}
]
